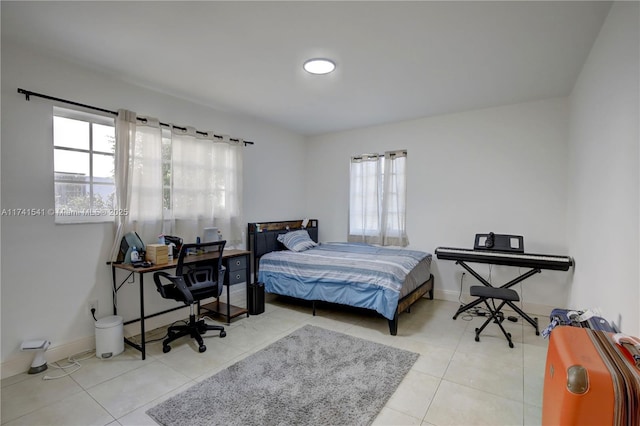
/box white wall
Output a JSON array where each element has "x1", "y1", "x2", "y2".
[
  {"x1": 0, "y1": 40, "x2": 308, "y2": 376},
  {"x1": 3, "y1": 2, "x2": 637, "y2": 378},
  {"x1": 567, "y1": 2, "x2": 640, "y2": 335},
  {"x1": 306, "y1": 98, "x2": 571, "y2": 313}
]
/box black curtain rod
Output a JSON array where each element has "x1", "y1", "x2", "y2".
[
  {"x1": 352, "y1": 151, "x2": 407, "y2": 160},
  {"x1": 17, "y1": 88, "x2": 254, "y2": 146}
]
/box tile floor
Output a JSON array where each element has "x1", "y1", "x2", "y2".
[{"x1": 1, "y1": 297, "x2": 550, "y2": 425}]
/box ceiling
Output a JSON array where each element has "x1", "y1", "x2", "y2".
[{"x1": 1, "y1": 1, "x2": 612, "y2": 136}]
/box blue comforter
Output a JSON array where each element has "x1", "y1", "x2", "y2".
[{"x1": 258, "y1": 242, "x2": 430, "y2": 320}]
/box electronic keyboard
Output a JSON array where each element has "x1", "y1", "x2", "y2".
[{"x1": 435, "y1": 247, "x2": 573, "y2": 271}]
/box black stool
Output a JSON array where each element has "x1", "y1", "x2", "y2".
[{"x1": 470, "y1": 286, "x2": 520, "y2": 348}]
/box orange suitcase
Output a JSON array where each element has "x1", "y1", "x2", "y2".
[{"x1": 542, "y1": 326, "x2": 640, "y2": 426}]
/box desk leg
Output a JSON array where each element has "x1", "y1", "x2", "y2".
[
  {"x1": 139, "y1": 273, "x2": 146, "y2": 360},
  {"x1": 111, "y1": 266, "x2": 117, "y2": 316},
  {"x1": 226, "y1": 281, "x2": 231, "y2": 324},
  {"x1": 114, "y1": 268, "x2": 144, "y2": 357}
]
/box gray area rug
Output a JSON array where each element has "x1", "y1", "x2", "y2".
[{"x1": 147, "y1": 324, "x2": 418, "y2": 426}]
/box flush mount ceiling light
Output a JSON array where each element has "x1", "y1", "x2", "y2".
[{"x1": 303, "y1": 58, "x2": 336, "y2": 75}]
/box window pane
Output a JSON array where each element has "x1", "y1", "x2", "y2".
[
  {"x1": 93, "y1": 184, "x2": 115, "y2": 209},
  {"x1": 93, "y1": 123, "x2": 115, "y2": 153},
  {"x1": 53, "y1": 109, "x2": 115, "y2": 224},
  {"x1": 54, "y1": 149, "x2": 89, "y2": 181},
  {"x1": 55, "y1": 182, "x2": 91, "y2": 210},
  {"x1": 92, "y1": 153, "x2": 114, "y2": 181},
  {"x1": 53, "y1": 116, "x2": 89, "y2": 149}
]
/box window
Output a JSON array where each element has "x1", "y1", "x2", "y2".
[
  {"x1": 349, "y1": 150, "x2": 408, "y2": 246},
  {"x1": 53, "y1": 107, "x2": 115, "y2": 223},
  {"x1": 168, "y1": 129, "x2": 244, "y2": 244}
]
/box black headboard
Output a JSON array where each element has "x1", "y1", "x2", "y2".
[{"x1": 247, "y1": 219, "x2": 319, "y2": 283}]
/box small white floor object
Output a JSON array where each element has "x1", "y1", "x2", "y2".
[{"x1": 20, "y1": 339, "x2": 51, "y2": 374}]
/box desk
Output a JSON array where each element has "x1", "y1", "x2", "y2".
[{"x1": 111, "y1": 249, "x2": 251, "y2": 359}]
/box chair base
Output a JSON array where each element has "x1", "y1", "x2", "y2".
[
  {"x1": 162, "y1": 313, "x2": 226, "y2": 353},
  {"x1": 470, "y1": 286, "x2": 520, "y2": 349},
  {"x1": 474, "y1": 305, "x2": 514, "y2": 348}
]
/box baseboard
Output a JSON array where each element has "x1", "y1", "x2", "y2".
[
  {"x1": 1, "y1": 302, "x2": 218, "y2": 380},
  {"x1": 432, "y1": 288, "x2": 553, "y2": 318},
  {"x1": 0, "y1": 285, "x2": 410, "y2": 379},
  {"x1": 431, "y1": 288, "x2": 462, "y2": 304},
  {"x1": 1, "y1": 335, "x2": 96, "y2": 380}
]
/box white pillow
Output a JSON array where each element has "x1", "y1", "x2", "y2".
[{"x1": 277, "y1": 230, "x2": 317, "y2": 252}]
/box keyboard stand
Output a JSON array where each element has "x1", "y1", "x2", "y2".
[{"x1": 453, "y1": 260, "x2": 541, "y2": 335}]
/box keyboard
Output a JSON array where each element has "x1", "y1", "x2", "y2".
[{"x1": 435, "y1": 247, "x2": 573, "y2": 271}]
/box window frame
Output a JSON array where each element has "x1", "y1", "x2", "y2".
[
  {"x1": 53, "y1": 106, "x2": 116, "y2": 224},
  {"x1": 348, "y1": 150, "x2": 408, "y2": 245}
]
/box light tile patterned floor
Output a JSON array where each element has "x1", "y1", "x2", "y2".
[{"x1": 1, "y1": 297, "x2": 550, "y2": 425}]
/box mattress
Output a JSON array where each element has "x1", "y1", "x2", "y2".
[{"x1": 258, "y1": 242, "x2": 432, "y2": 320}]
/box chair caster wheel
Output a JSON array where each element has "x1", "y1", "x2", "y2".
[
  {"x1": 509, "y1": 342, "x2": 514, "y2": 348},
  {"x1": 220, "y1": 330, "x2": 227, "y2": 338},
  {"x1": 475, "y1": 327, "x2": 479, "y2": 333},
  {"x1": 536, "y1": 331, "x2": 540, "y2": 336},
  {"x1": 475, "y1": 336, "x2": 480, "y2": 342},
  {"x1": 163, "y1": 345, "x2": 171, "y2": 353},
  {"x1": 507, "y1": 332, "x2": 511, "y2": 338},
  {"x1": 199, "y1": 345, "x2": 206, "y2": 353}
]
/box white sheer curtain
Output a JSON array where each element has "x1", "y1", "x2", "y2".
[
  {"x1": 170, "y1": 128, "x2": 244, "y2": 245},
  {"x1": 211, "y1": 135, "x2": 244, "y2": 246},
  {"x1": 110, "y1": 115, "x2": 243, "y2": 258},
  {"x1": 381, "y1": 151, "x2": 408, "y2": 246},
  {"x1": 349, "y1": 154, "x2": 381, "y2": 244},
  {"x1": 109, "y1": 110, "x2": 136, "y2": 262},
  {"x1": 127, "y1": 118, "x2": 164, "y2": 243},
  {"x1": 348, "y1": 150, "x2": 408, "y2": 246},
  {"x1": 109, "y1": 112, "x2": 164, "y2": 261}
]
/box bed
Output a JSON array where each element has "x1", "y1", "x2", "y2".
[{"x1": 248, "y1": 220, "x2": 434, "y2": 335}]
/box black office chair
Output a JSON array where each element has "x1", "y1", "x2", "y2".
[
  {"x1": 153, "y1": 240, "x2": 227, "y2": 353},
  {"x1": 470, "y1": 285, "x2": 520, "y2": 348}
]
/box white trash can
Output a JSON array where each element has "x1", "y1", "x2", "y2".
[{"x1": 95, "y1": 315, "x2": 124, "y2": 359}]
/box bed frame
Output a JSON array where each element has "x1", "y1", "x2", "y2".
[{"x1": 247, "y1": 220, "x2": 434, "y2": 335}]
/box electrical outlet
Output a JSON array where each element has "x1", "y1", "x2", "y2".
[{"x1": 88, "y1": 299, "x2": 98, "y2": 316}]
